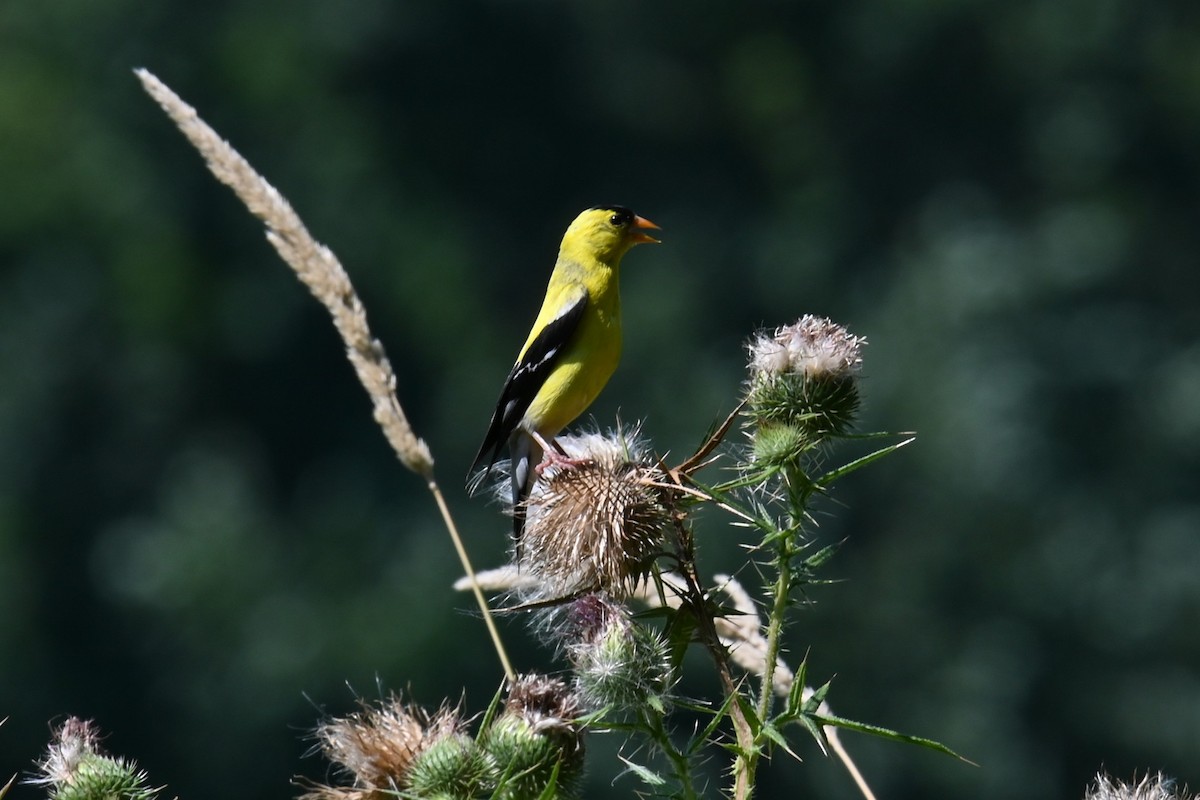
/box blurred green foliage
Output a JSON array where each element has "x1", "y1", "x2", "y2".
[{"x1": 2, "y1": 0, "x2": 1198, "y2": 798}]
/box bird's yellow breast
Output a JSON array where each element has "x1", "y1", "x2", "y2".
[{"x1": 523, "y1": 301, "x2": 621, "y2": 436}]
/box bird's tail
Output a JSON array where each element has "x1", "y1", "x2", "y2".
[
  {"x1": 465, "y1": 432, "x2": 542, "y2": 540},
  {"x1": 509, "y1": 432, "x2": 542, "y2": 540},
  {"x1": 465, "y1": 434, "x2": 507, "y2": 496}
]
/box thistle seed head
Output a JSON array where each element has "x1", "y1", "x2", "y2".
[
  {"x1": 520, "y1": 431, "x2": 673, "y2": 599},
  {"x1": 1085, "y1": 772, "x2": 1192, "y2": 800},
  {"x1": 303, "y1": 697, "x2": 464, "y2": 800},
  {"x1": 748, "y1": 315, "x2": 865, "y2": 381}
]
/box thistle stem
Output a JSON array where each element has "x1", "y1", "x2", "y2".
[
  {"x1": 681, "y1": 556, "x2": 758, "y2": 798},
  {"x1": 756, "y1": 543, "x2": 792, "y2": 724},
  {"x1": 642, "y1": 708, "x2": 699, "y2": 800}
]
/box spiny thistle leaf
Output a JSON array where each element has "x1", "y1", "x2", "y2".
[
  {"x1": 796, "y1": 712, "x2": 830, "y2": 754},
  {"x1": 802, "y1": 542, "x2": 841, "y2": 571},
  {"x1": 814, "y1": 437, "x2": 915, "y2": 487},
  {"x1": 813, "y1": 713, "x2": 974, "y2": 764},
  {"x1": 619, "y1": 757, "x2": 667, "y2": 787},
  {"x1": 785, "y1": 657, "x2": 810, "y2": 718},
  {"x1": 803, "y1": 679, "x2": 833, "y2": 713}
]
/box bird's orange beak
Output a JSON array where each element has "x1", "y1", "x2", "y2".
[{"x1": 630, "y1": 215, "x2": 661, "y2": 244}]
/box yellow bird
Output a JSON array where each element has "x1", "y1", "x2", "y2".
[{"x1": 469, "y1": 205, "x2": 661, "y2": 536}]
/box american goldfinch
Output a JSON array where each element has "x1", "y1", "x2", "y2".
[{"x1": 469, "y1": 205, "x2": 661, "y2": 536}]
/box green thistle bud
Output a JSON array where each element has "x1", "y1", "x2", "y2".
[
  {"x1": 53, "y1": 757, "x2": 156, "y2": 800},
  {"x1": 566, "y1": 594, "x2": 672, "y2": 712},
  {"x1": 482, "y1": 675, "x2": 584, "y2": 800},
  {"x1": 749, "y1": 421, "x2": 809, "y2": 466},
  {"x1": 31, "y1": 718, "x2": 159, "y2": 800},
  {"x1": 406, "y1": 731, "x2": 492, "y2": 799}
]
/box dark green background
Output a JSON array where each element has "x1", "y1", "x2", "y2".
[{"x1": 2, "y1": 1, "x2": 1198, "y2": 798}]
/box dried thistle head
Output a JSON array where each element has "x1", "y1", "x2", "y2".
[
  {"x1": 746, "y1": 316, "x2": 866, "y2": 459},
  {"x1": 519, "y1": 431, "x2": 674, "y2": 599},
  {"x1": 503, "y1": 673, "x2": 582, "y2": 735},
  {"x1": 303, "y1": 696, "x2": 464, "y2": 800}
]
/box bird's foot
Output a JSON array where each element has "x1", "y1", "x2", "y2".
[{"x1": 534, "y1": 448, "x2": 592, "y2": 476}]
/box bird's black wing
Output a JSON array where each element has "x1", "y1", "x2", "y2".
[{"x1": 467, "y1": 289, "x2": 589, "y2": 489}]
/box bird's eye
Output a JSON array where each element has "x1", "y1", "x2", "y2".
[
  {"x1": 610, "y1": 213, "x2": 626, "y2": 227},
  {"x1": 610, "y1": 210, "x2": 633, "y2": 227}
]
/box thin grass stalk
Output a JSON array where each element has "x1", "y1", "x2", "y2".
[{"x1": 135, "y1": 68, "x2": 514, "y2": 683}]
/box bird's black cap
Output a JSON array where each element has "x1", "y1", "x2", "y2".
[{"x1": 590, "y1": 205, "x2": 635, "y2": 225}]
